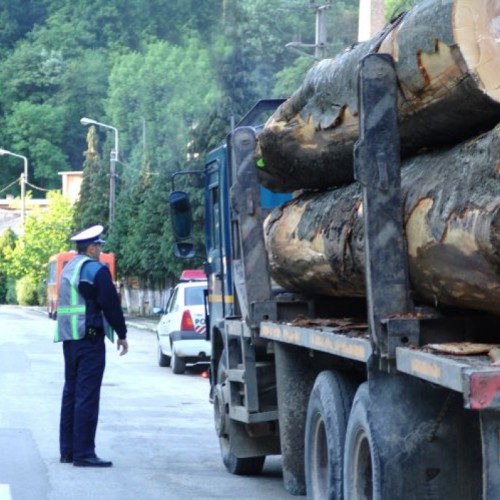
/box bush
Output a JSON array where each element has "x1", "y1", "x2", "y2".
[
  {"x1": 16, "y1": 276, "x2": 39, "y2": 305},
  {"x1": 37, "y1": 280, "x2": 47, "y2": 306}
]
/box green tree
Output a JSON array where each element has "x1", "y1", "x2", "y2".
[
  {"x1": 106, "y1": 36, "x2": 220, "y2": 175},
  {"x1": 0, "y1": 41, "x2": 64, "y2": 106},
  {"x1": 3, "y1": 101, "x2": 68, "y2": 185},
  {"x1": 0, "y1": 228, "x2": 18, "y2": 303},
  {"x1": 3, "y1": 191, "x2": 74, "y2": 284},
  {"x1": 73, "y1": 125, "x2": 110, "y2": 229},
  {"x1": 0, "y1": 1, "x2": 47, "y2": 57},
  {"x1": 272, "y1": 56, "x2": 314, "y2": 98},
  {"x1": 106, "y1": 181, "x2": 143, "y2": 278},
  {"x1": 42, "y1": 0, "x2": 221, "y2": 50},
  {"x1": 103, "y1": 35, "x2": 221, "y2": 279},
  {"x1": 59, "y1": 49, "x2": 110, "y2": 166}
]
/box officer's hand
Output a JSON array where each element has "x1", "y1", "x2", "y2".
[{"x1": 117, "y1": 338, "x2": 129, "y2": 356}]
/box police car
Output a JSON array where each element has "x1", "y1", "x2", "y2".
[{"x1": 156, "y1": 270, "x2": 209, "y2": 374}]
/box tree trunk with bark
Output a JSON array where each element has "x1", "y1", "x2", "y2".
[
  {"x1": 257, "y1": 0, "x2": 500, "y2": 192},
  {"x1": 264, "y1": 127, "x2": 500, "y2": 316}
]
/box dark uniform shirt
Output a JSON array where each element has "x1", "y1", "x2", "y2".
[{"x1": 78, "y1": 260, "x2": 127, "y2": 339}]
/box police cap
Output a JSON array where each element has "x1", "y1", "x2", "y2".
[{"x1": 70, "y1": 225, "x2": 106, "y2": 245}]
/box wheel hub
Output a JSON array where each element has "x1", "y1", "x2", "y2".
[{"x1": 213, "y1": 383, "x2": 228, "y2": 437}]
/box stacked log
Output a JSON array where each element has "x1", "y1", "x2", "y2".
[
  {"x1": 257, "y1": 0, "x2": 500, "y2": 192},
  {"x1": 264, "y1": 126, "x2": 500, "y2": 316}
]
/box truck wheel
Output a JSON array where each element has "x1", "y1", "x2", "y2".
[
  {"x1": 218, "y1": 426, "x2": 265, "y2": 475},
  {"x1": 305, "y1": 370, "x2": 356, "y2": 500},
  {"x1": 343, "y1": 383, "x2": 381, "y2": 500},
  {"x1": 214, "y1": 353, "x2": 265, "y2": 475},
  {"x1": 171, "y1": 350, "x2": 186, "y2": 374},
  {"x1": 344, "y1": 378, "x2": 482, "y2": 500},
  {"x1": 157, "y1": 343, "x2": 170, "y2": 367}
]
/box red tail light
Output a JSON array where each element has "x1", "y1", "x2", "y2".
[{"x1": 181, "y1": 310, "x2": 195, "y2": 331}]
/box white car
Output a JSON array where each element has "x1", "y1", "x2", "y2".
[{"x1": 156, "y1": 275, "x2": 210, "y2": 374}]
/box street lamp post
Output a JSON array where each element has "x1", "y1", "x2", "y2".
[
  {"x1": 80, "y1": 117, "x2": 119, "y2": 223},
  {"x1": 0, "y1": 148, "x2": 28, "y2": 225}
]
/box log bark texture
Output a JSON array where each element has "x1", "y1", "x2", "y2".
[
  {"x1": 257, "y1": 0, "x2": 500, "y2": 192},
  {"x1": 264, "y1": 126, "x2": 500, "y2": 315}
]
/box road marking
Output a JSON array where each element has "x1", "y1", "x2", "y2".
[{"x1": 0, "y1": 485, "x2": 12, "y2": 500}]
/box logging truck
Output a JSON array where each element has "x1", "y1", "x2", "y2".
[{"x1": 169, "y1": 1, "x2": 500, "y2": 498}]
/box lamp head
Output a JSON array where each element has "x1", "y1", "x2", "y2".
[{"x1": 80, "y1": 117, "x2": 96, "y2": 126}]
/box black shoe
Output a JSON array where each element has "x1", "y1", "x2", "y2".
[
  {"x1": 60, "y1": 455, "x2": 73, "y2": 463},
  {"x1": 73, "y1": 456, "x2": 113, "y2": 468}
]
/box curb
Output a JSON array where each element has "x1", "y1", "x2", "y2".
[{"x1": 126, "y1": 320, "x2": 157, "y2": 333}]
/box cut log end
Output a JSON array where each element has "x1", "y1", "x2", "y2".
[{"x1": 454, "y1": 0, "x2": 500, "y2": 102}]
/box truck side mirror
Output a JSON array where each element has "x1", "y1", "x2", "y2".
[{"x1": 169, "y1": 191, "x2": 193, "y2": 241}]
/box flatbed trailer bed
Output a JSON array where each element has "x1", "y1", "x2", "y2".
[{"x1": 259, "y1": 320, "x2": 500, "y2": 411}]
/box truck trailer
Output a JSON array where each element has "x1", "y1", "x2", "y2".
[{"x1": 169, "y1": 54, "x2": 500, "y2": 500}]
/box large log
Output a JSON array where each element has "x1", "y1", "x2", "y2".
[
  {"x1": 263, "y1": 126, "x2": 500, "y2": 316},
  {"x1": 257, "y1": 0, "x2": 500, "y2": 192}
]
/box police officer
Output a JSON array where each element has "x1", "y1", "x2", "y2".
[{"x1": 54, "y1": 225, "x2": 128, "y2": 467}]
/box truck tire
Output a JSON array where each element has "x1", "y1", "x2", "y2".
[
  {"x1": 305, "y1": 370, "x2": 356, "y2": 500},
  {"x1": 274, "y1": 342, "x2": 316, "y2": 495},
  {"x1": 344, "y1": 378, "x2": 482, "y2": 500},
  {"x1": 157, "y1": 343, "x2": 170, "y2": 367},
  {"x1": 171, "y1": 350, "x2": 186, "y2": 374},
  {"x1": 214, "y1": 352, "x2": 265, "y2": 476},
  {"x1": 343, "y1": 383, "x2": 381, "y2": 500}
]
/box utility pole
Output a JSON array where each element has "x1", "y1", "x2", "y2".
[
  {"x1": 313, "y1": 2, "x2": 330, "y2": 60},
  {"x1": 109, "y1": 147, "x2": 117, "y2": 223},
  {"x1": 358, "y1": 0, "x2": 386, "y2": 41},
  {"x1": 20, "y1": 173, "x2": 26, "y2": 226},
  {"x1": 286, "y1": 1, "x2": 332, "y2": 61}
]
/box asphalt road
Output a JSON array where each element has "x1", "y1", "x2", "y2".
[{"x1": 0, "y1": 305, "x2": 302, "y2": 500}]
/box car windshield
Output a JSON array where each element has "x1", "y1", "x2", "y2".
[{"x1": 184, "y1": 285, "x2": 205, "y2": 306}]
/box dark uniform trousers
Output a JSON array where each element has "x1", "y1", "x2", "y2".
[{"x1": 60, "y1": 334, "x2": 105, "y2": 460}]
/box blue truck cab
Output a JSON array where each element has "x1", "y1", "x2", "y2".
[
  {"x1": 203, "y1": 105, "x2": 291, "y2": 334},
  {"x1": 170, "y1": 99, "x2": 291, "y2": 347}
]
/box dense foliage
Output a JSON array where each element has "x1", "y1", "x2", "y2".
[
  {"x1": 0, "y1": 228, "x2": 17, "y2": 303},
  {"x1": 0, "y1": 191, "x2": 74, "y2": 303},
  {"x1": 0, "y1": 0, "x2": 414, "y2": 290},
  {"x1": 2, "y1": 191, "x2": 73, "y2": 281}
]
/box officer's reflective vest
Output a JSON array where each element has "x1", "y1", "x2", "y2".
[{"x1": 54, "y1": 254, "x2": 114, "y2": 342}]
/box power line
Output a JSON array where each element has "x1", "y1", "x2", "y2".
[
  {"x1": 25, "y1": 180, "x2": 50, "y2": 192},
  {"x1": 0, "y1": 177, "x2": 20, "y2": 194}
]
